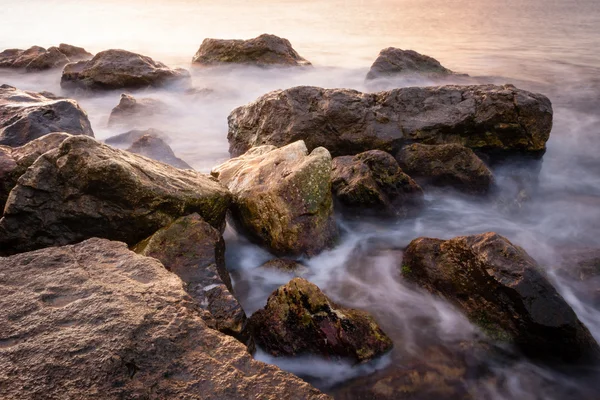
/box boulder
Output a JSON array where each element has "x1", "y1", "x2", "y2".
[
  {"x1": 401, "y1": 232, "x2": 600, "y2": 363},
  {"x1": 0, "y1": 238, "x2": 329, "y2": 400},
  {"x1": 127, "y1": 134, "x2": 192, "y2": 169},
  {"x1": 396, "y1": 143, "x2": 494, "y2": 194},
  {"x1": 107, "y1": 93, "x2": 168, "y2": 127},
  {"x1": 192, "y1": 33, "x2": 311, "y2": 67},
  {"x1": 61, "y1": 49, "x2": 191, "y2": 91},
  {"x1": 331, "y1": 150, "x2": 424, "y2": 217},
  {"x1": 104, "y1": 127, "x2": 168, "y2": 147},
  {"x1": 0, "y1": 44, "x2": 92, "y2": 71},
  {"x1": 0, "y1": 135, "x2": 231, "y2": 256},
  {"x1": 134, "y1": 213, "x2": 247, "y2": 339},
  {"x1": 212, "y1": 141, "x2": 337, "y2": 257},
  {"x1": 249, "y1": 277, "x2": 393, "y2": 363},
  {"x1": 366, "y1": 47, "x2": 455, "y2": 80},
  {"x1": 0, "y1": 85, "x2": 94, "y2": 147},
  {"x1": 227, "y1": 84, "x2": 552, "y2": 158},
  {"x1": 57, "y1": 43, "x2": 93, "y2": 60},
  {"x1": 0, "y1": 132, "x2": 71, "y2": 211},
  {"x1": 0, "y1": 46, "x2": 46, "y2": 68},
  {"x1": 24, "y1": 46, "x2": 69, "y2": 72}
]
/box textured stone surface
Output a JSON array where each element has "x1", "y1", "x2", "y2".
[
  {"x1": 0, "y1": 85, "x2": 94, "y2": 147},
  {"x1": 24, "y1": 46, "x2": 69, "y2": 72},
  {"x1": 228, "y1": 85, "x2": 552, "y2": 158},
  {"x1": 366, "y1": 47, "x2": 455, "y2": 80},
  {"x1": 212, "y1": 140, "x2": 337, "y2": 257},
  {"x1": 0, "y1": 238, "x2": 329, "y2": 400},
  {"x1": 193, "y1": 34, "x2": 311, "y2": 67},
  {"x1": 402, "y1": 232, "x2": 600, "y2": 363},
  {"x1": 0, "y1": 135, "x2": 231, "y2": 255},
  {"x1": 0, "y1": 44, "x2": 92, "y2": 71},
  {"x1": 127, "y1": 134, "x2": 191, "y2": 169},
  {"x1": 107, "y1": 93, "x2": 168, "y2": 127}
]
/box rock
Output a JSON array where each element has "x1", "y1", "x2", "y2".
[
  {"x1": 0, "y1": 135, "x2": 231, "y2": 256},
  {"x1": 57, "y1": 43, "x2": 93, "y2": 60},
  {"x1": 24, "y1": 46, "x2": 69, "y2": 72},
  {"x1": 212, "y1": 140, "x2": 337, "y2": 257},
  {"x1": 331, "y1": 150, "x2": 424, "y2": 217},
  {"x1": 192, "y1": 33, "x2": 311, "y2": 67},
  {"x1": 134, "y1": 213, "x2": 246, "y2": 340},
  {"x1": 60, "y1": 49, "x2": 191, "y2": 91},
  {"x1": 259, "y1": 258, "x2": 307, "y2": 275},
  {"x1": 227, "y1": 84, "x2": 552, "y2": 158},
  {"x1": 107, "y1": 93, "x2": 168, "y2": 127},
  {"x1": 555, "y1": 248, "x2": 600, "y2": 307},
  {"x1": 0, "y1": 44, "x2": 92, "y2": 71},
  {"x1": 127, "y1": 134, "x2": 191, "y2": 169},
  {"x1": 0, "y1": 238, "x2": 329, "y2": 400},
  {"x1": 0, "y1": 46, "x2": 45, "y2": 68},
  {"x1": 366, "y1": 47, "x2": 455, "y2": 80},
  {"x1": 249, "y1": 277, "x2": 393, "y2": 363},
  {"x1": 0, "y1": 132, "x2": 71, "y2": 212},
  {"x1": 104, "y1": 127, "x2": 168, "y2": 147},
  {"x1": 0, "y1": 85, "x2": 94, "y2": 147},
  {"x1": 401, "y1": 232, "x2": 600, "y2": 363},
  {"x1": 396, "y1": 143, "x2": 494, "y2": 194}
]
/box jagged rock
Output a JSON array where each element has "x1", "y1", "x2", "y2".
[
  {"x1": 366, "y1": 47, "x2": 455, "y2": 80},
  {"x1": 396, "y1": 143, "x2": 494, "y2": 194},
  {"x1": 104, "y1": 128, "x2": 168, "y2": 147},
  {"x1": 227, "y1": 85, "x2": 552, "y2": 158},
  {"x1": 0, "y1": 85, "x2": 94, "y2": 147},
  {"x1": 249, "y1": 277, "x2": 393, "y2": 362},
  {"x1": 107, "y1": 93, "x2": 168, "y2": 127},
  {"x1": 61, "y1": 49, "x2": 191, "y2": 91},
  {"x1": 24, "y1": 47, "x2": 69, "y2": 72},
  {"x1": 401, "y1": 232, "x2": 600, "y2": 363},
  {"x1": 57, "y1": 43, "x2": 93, "y2": 60},
  {"x1": 192, "y1": 34, "x2": 311, "y2": 67},
  {"x1": 0, "y1": 46, "x2": 45, "y2": 68},
  {"x1": 0, "y1": 44, "x2": 92, "y2": 71},
  {"x1": 127, "y1": 134, "x2": 191, "y2": 169},
  {"x1": 134, "y1": 213, "x2": 247, "y2": 339},
  {"x1": 0, "y1": 238, "x2": 329, "y2": 400},
  {"x1": 0, "y1": 135, "x2": 231, "y2": 256},
  {"x1": 0, "y1": 132, "x2": 71, "y2": 211},
  {"x1": 212, "y1": 141, "x2": 337, "y2": 257},
  {"x1": 331, "y1": 150, "x2": 424, "y2": 217}
]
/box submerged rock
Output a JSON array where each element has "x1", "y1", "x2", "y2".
[
  {"x1": 107, "y1": 93, "x2": 168, "y2": 127},
  {"x1": 212, "y1": 140, "x2": 337, "y2": 257},
  {"x1": 61, "y1": 49, "x2": 190, "y2": 91},
  {"x1": 104, "y1": 127, "x2": 168, "y2": 147},
  {"x1": 555, "y1": 248, "x2": 600, "y2": 307},
  {"x1": 401, "y1": 232, "x2": 600, "y2": 363},
  {"x1": 396, "y1": 143, "x2": 494, "y2": 194},
  {"x1": 0, "y1": 85, "x2": 94, "y2": 147},
  {"x1": 259, "y1": 258, "x2": 308, "y2": 275},
  {"x1": 192, "y1": 33, "x2": 311, "y2": 67},
  {"x1": 249, "y1": 277, "x2": 393, "y2": 362},
  {"x1": 366, "y1": 47, "x2": 455, "y2": 80},
  {"x1": 0, "y1": 238, "x2": 329, "y2": 400},
  {"x1": 127, "y1": 134, "x2": 191, "y2": 169},
  {"x1": 134, "y1": 213, "x2": 246, "y2": 339},
  {"x1": 0, "y1": 44, "x2": 92, "y2": 71},
  {"x1": 227, "y1": 85, "x2": 552, "y2": 158},
  {"x1": 0, "y1": 135, "x2": 231, "y2": 256},
  {"x1": 331, "y1": 150, "x2": 424, "y2": 217}
]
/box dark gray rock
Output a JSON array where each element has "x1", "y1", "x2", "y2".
[{"x1": 366, "y1": 47, "x2": 455, "y2": 80}]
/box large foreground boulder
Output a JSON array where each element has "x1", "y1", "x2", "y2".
[
  {"x1": 134, "y1": 214, "x2": 247, "y2": 340},
  {"x1": 61, "y1": 49, "x2": 190, "y2": 91},
  {"x1": 249, "y1": 277, "x2": 393, "y2": 363},
  {"x1": 0, "y1": 85, "x2": 94, "y2": 147},
  {"x1": 0, "y1": 44, "x2": 92, "y2": 71},
  {"x1": 396, "y1": 143, "x2": 494, "y2": 194},
  {"x1": 0, "y1": 135, "x2": 231, "y2": 256},
  {"x1": 212, "y1": 140, "x2": 337, "y2": 257},
  {"x1": 331, "y1": 150, "x2": 424, "y2": 217},
  {"x1": 401, "y1": 232, "x2": 600, "y2": 363},
  {"x1": 0, "y1": 238, "x2": 328, "y2": 400},
  {"x1": 192, "y1": 34, "x2": 311, "y2": 67},
  {"x1": 366, "y1": 47, "x2": 455, "y2": 80},
  {"x1": 227, "y1": 84, "x2": 552, "y2": 158}
]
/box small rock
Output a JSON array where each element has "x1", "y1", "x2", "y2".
[
  {"x1": 366, "y1": 47, "x2": 456, "y2": 80},
  {"x1": 57, "y1": 43, "x2": 93, "y2": 60},
  {"x1": 104, "y1": 128, "x2": 168, "y2": 147},
  {"x1": 259, "y1": 258, "x2": 308, "y2": 275},
  {"x1": 24, "y1": 46, "x2": 69, "y2": 72},
  {"x1": 127, "y1": 134, "x2": 191, "y2": 169},
  {"x1": 107, "y1": 93, "x2": 168, "y2": 127}
]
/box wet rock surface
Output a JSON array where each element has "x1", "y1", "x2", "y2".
[
  {"x1": 0, "y1": 135, "x2": 231, "y2": 256},
  {"x1": 396, "y1": 143, "x2": 494, "y2": 194},
  {"x1": 401, "y1": 232, "x2": 600, "y2": 363},
  {"x1": 249, "y1": 277, "x2": 393, "y2": 363},
  {"x1": 193, "y1": 33, "x2": 311, "y2": 67},
  {"x1": 227, "y1": 84, "x2": 552, "y2": 158},
  {"x1": 127, "y1": 133, "x2": 191, "y2": 169},
  {"x1": 331, "y1": 150, "x2": 424, "y2": 217},
  {"x1": 0, "y1": 44, "x2": 92, "y2": 71},
  {"x1": 0, "y1": 238, "x2": 329, "y2": 400},
  {"x1": 107, "y1": 93, "x2": 168, "y2": 127},
  {"x1": 556, "y1": 248, "x2": 600, "y2": 307},
  {"x1": 212, "y1": 140, "x2": 337, "y2": 257},
  {"x1": 0, "y1": 85, "x2": 94, "y2": 147},
  {"x1": 366, "y1": 47, "x2": 455, "y2": 80}
]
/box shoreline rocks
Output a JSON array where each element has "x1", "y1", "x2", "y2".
[
  {"x1": 366, "y1": 47, "x2": 456, "y2": 80},
  {"x1": 108, "y1": 93, "x2": 168, "y2": 128},
  {"x1": 0, "y1": 44, "x2": 92, "y2": 72}
]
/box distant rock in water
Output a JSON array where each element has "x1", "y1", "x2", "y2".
[
  {"x1": 0, "y1": 44, "x2": 92, "y2": 72},
  {"x1": 104, "y1": 128, "x2": 168, "y2": 147},
  {"x1": 127, "y1": 134, "x2": 192, "y2": 169},
  {"x1": 60, "y1": 49, "x2": 191, "y2": 91},
  {"x1": 0, "y1": 135, "x2": 231, "y2": 256},
  {"x1": 0, "y1": 85, "x2": 94, "y2": 147},
  {"x1": 192, "y1": 34, "x2": 311, "y2": 67},
  {"x1": 108, "y1": 93, "x2": 168, "y2": 128},
  {"x1": 0, "y1": 238, "x2": 328, "y2": 400},
  {"x1": 227, "y1": 85, "x2": 553, "y2": 159},
  {"x1": 396, "y1": 143, "x2": 494, "y2": 194},
  {"x1": 366, "y1": 47, "x2": 456, "y2": 80},
  {"x1": 331, "y1": 150, "x2": 424, "y2": 217},
  {"x1": 401, "y1": 232, "x2": 600, "y2": 364},
  {"x1": 212, "y1": 140, "x2": 337, "y2": 257},
  {"x1": 249, "y1": 277, "x2": 393, "y2": 363},
  {"x1": 56, "y1": 43, "x2": 93, "y2": 60}
]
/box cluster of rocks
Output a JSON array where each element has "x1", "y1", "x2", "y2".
[{"x1": 0, "y1": 43, "x2": 92, "y2": 72}]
